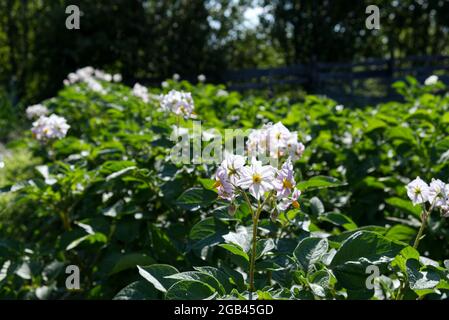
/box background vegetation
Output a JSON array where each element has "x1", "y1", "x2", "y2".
[{"x1": 1, "y1": 0, "x2": 449, "y2": 106}]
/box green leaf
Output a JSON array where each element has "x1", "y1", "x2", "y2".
[
  {"x1": 294, "y1": 237, "x2": 329, "y2": 272},
  {"x1": 109, "y1": 253, "x2": 155, "y2": 275},
  {"x1": 406, "y1": 259, "x2": 440, "y2": 291},
  {"x1": 15, "y1": 262, "x2": 32, "y2": 280},
  {"x1": 219, "y1": 244, "x2": 250, "y2": 262},
  {"x1": 66, "y1": 233, "x2": 107, "y2": 251},
  {"x1": 105, "y1": 166, "x2": 137, "y2": 181},
  {"x1": 0, "y1": 260, "x2": 12, "y2": 282},
  {"x1": 319, "y1": 212, "x2": 357, "y2": 230},
  {"x1": 385, "y1": 197, "x2": 421, "y2": 219},
  {"x1": 198, "y1": 178, "x2": 217, "y2": 191},
  {"x1": 165, "y1": 280, "x2": 215, "y2": 300},
  {"x1": 330, "y1": 231, "x2": 405, "y2": 292},
  {"x1": 175, "y1": 187, "x2": 217, "y2": 211},
  {"x1": 137, "y1": 264, "x2": 179, "y2": 293},
  {"x1": 296, "y1": 176, "x2": 347, "y2": 191},
  {"x1": 384, "y1": 224, "x2": 416, "y2": 244},
  {"x1": 114, "y1": 280, "x2": 158, "y2": 300},
  {"x1": 308, "y1": 269, "x2": 331, "y2": 298},
  {"x1": 189, "y1": 217, "x2": 225, "y2": 251},
  {"x1": 387, "y1": 126, "x2": 415, "y2": 144},
  {"x1": 365, "y1": 118, "x2": 387, "y2": 133},
  {"x1": 99, "y1": 160, "x2": 135, "y2": 175},
  {"x1": 309, "y1": 197, "x2": 325, "y2": 215},
  {"x1": 165, "y1": 271, "x2": 224, "y2": 294},
  {"x1": 255, "y1": 239, "x2": 275, "y2": 260},
  {"x1": 392, "y1": 246, "x2": 420, "y2": 274},
  {"x1": 193, "y1": 266, "x2": 234, "y2": 293}
]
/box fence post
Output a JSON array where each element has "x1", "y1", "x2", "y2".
[
  {"x1": 387, "y1": 56, "x2": 395, "y2": 98},
  {"x1": 308, "y1": 57, "x2": 318, "y2": 94}
]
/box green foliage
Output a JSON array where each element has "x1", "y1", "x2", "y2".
[{"x1": 0, "y1": 77, "x2": 449, "y2": 300}]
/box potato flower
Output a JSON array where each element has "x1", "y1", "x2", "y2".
[
  {"x1": 26, "y1": 104, "x2": 49, "y2": 120},
  {"x1": 31, "y1": 114, "x2": 70, "y2": 141},
  {"x1": 160, "y1": 90, "x2": 195, "y2": 119}
]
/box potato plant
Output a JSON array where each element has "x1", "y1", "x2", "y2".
[{"x1": 0, "y1": 71, "x2": 448, "y2": 300}]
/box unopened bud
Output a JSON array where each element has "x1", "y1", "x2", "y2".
[
  {"x1": 228, "y1": 203, "x2": 237, "y2": 216},
  {"x1": 270, "y1": 209, "x2": 279, "y2": 222}
]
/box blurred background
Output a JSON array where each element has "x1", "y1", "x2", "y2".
[{"x1": 1, "y1": 0, "x2": 449, "y2": 111}]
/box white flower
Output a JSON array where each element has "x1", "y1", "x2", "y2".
[
  {"x1": 26, "y1": 104, "x2": 49, "y2": 119},
  {"x1": 277, "y1": 188, "x2": 301, "y2": 211},
  {"x1": 424, "y1": 75, "x2": 438, "y2": 86},
  {"x1": 64, "y1": 66, "x2": 116, "y2": 85},
  {"x1": 214, "y1": 167, "x2": 235, "y2": 201},
  {"x1": 246, "y1": 122, "x2": 305, "y2": 160},
  {"x1": 31, "y1": 114, "x2": 70, "y2": 141},
  {"x1": 132, "y1": 83, "x2": 149, "y2": 103},
  {"x1": 406, "y1": 177, "x2": 430, "y2": 205},
  {"x1": 160, "y1": 90, "x2": 195, "y2": 119},
  {"x1": 161, "y1": 81, "x2": 169, "y2": 88},
  {"x1": 285, "y1": 133, "x2": 305, "y2": 160},
  {"x1": 198, "y1": 74, "x2": 206, "y2": 83},
  {"x1": 274, "y1": 158, "x2": 296, "y2": 198},
  {"x1": 335, "y1": 104, "x2": 344, "y2": 112},
  {"x1": 113, "y1": 74, "x2": 122, "y2": 82},
  {"x1": 217, "y1": 89, "x2": 228, "y2": 97},
  {"x1": 219, "y1": 154, "x2": 246, "y2": 185},
  {"x1": 85, "y1": 78, "x2": 106, "y2": 94},
  {"x1": 247, "y1": 128, "x2": 268, "y2": 156},
  {"x1": 268, "y1": 122, "x2": 291, "y2": 155},
  {"x1": 173, "y1": 73, "x2": 180, "y2": 81},
  {"x1": 428, "y1": 178, "x2": 447, "y2": 207},
  {"x1": 237, "y1": 158, "x2": 275, "y2": 200}
]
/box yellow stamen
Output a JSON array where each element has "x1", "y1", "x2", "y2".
[
  {"x1": 252, "y1": 174, "x2": 262, "y2": 184},
  {"x1": 283, "y1": 178, "x2": 293, "y2": 189},
  {"x1": 213, "y1": 180, "x2": 222, "y2": 188},
  {"x1": 292, "y1": 201, "x2": 300, "y2": 209}
]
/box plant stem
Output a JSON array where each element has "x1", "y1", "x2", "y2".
[
  {"x1": 59, "y1": 211, "x2": 71, "y2": 231},
  {"x1": 240, "y1": 189, "x2": 254, "y2": 216},
  {"x1": 248, "y1": 192, "x2": 274, "y2": 295},
  {"x1": 249, "y1": 209, "x2": 259, "y2": 293},
  {"x1": 413, "y1": 199, "x2": 435, "y2": 250},
  {"x1": 413, "y1": 212, "x2": 428, "y2": 249},
  {"x1": 397, "y1": 202, "x2": 433, "y2": 299}
]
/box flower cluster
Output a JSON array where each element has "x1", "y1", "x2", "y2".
[
  {"x1": 424, "y1": 75, "x2": 439, "y2": 86},
  {"x1": 63, "y1": 67, "x2": 121, "y2": 94},
  {"x1": 247, "y1": 122, "x2": 305, "y2": 160},
  {"x1": 132, "y1": 83, "x2": 149, "y2": 103},
  {"x1": 26, "y1": 104, "x2": 49, "y2": 120},
  {"x1": 160, "y1": 90, "x2": 195, "y2": 119},
  {"x1": 406, "y1": 176, "x2": 449, "y2": 216},
  {"x1": 31, "y1": 114, "x2": 70, "y2": 141},
  {"x1": 214, "y1": 154, "x2": 301, "y2": 215}
]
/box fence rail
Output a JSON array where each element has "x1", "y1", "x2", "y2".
[{"x1": 220, "y1": 55, "x2": 449, "y2": 104}]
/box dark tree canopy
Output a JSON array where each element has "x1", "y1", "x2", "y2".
[{"x1": 1, "y1": 0, "x2": 449, "y2": 103}]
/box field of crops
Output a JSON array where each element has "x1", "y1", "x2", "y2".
[{"x1": 1, "y1": 69, "x2": 449, "y2": 300}]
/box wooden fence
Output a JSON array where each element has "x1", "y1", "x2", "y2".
[{"x1": 220, "y1": 55, "x2": 449, "y2": 104}]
